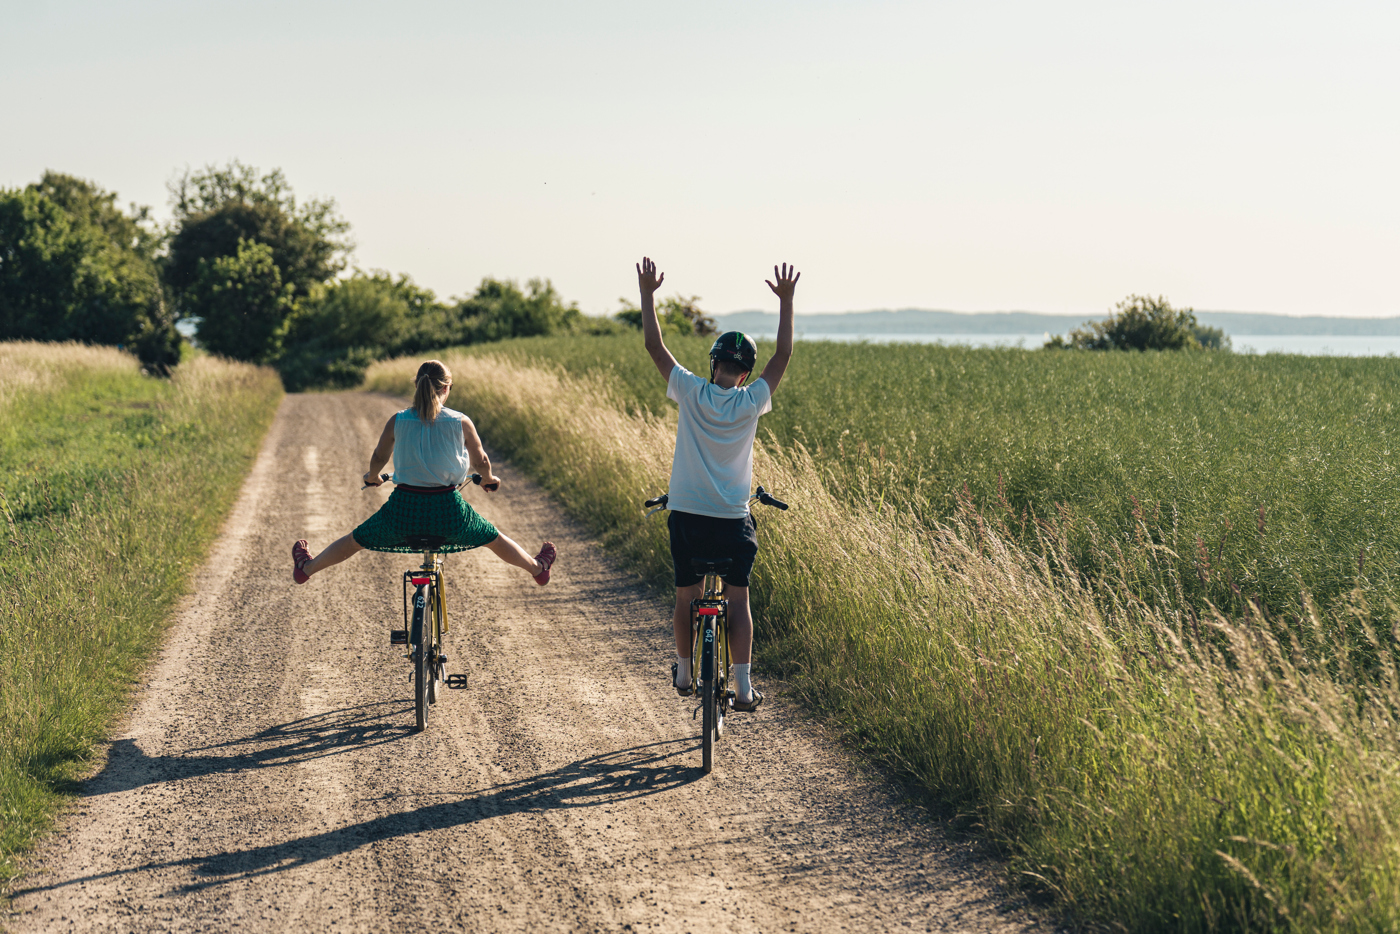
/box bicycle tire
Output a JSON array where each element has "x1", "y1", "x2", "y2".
[
  {"x1": 427, "y1": 585, "x2": 439, "y2": 707},
  {"x1": 412, "y1": 587, "x2": 429, "y2": 732},
  {"x1": 701, "y1": 618, "x2": 716, "y2": 774},
  {"x1": 715, "y1": 611, "x2": 729, "y2": 740}
]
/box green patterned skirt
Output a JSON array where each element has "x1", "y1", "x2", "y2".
[{"x1": 352, "y1": 488, "x2": 499, "y2": 553}]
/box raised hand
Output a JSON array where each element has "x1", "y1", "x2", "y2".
[
  {"x1": 765, "y1": 263, "x2": 800, "y2": 300},
  {"x1": 637, "y1": 256, "x2": 665, "y2": 295}
]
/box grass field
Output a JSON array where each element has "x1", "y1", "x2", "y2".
[
  {"x1": 0, "y1": 343, "x2": 282, "y2": 883},
  {"x1": 367, "y1": 340, "x2": 1400, "y2": 933},
  {"x1": 465, "y1": 335, "x2": 1400, "y2": 635}
]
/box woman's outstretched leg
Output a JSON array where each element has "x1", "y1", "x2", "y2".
[
  {"x1": 484, "y1": 534, "x2": 556, "y2": 585},
  {"x1": 294, "y1": 534, "x2": 365, "y2": 582}
]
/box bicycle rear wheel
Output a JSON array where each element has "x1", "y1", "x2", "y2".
[
  {"x1": 412, "y1": 587, "x2": 429, "y2": 732},
  {"x1": 701, "y1": 619, "x2": 716, "y2": 774},
  {"x1": 426, "y1": 585, "x2": 439, "y2": 707}
]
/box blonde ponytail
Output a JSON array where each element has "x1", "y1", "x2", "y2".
[{"x1": 412, "y1": 360, "x2": 451, "y2": 423}]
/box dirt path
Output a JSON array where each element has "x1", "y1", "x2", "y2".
[{"x1": 6, "y1": 393, "x2": 1043, "y2": 934}]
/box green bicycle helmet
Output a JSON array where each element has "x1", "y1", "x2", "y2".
[{"x1": 709, "y1": 330, "x2": 758, "y2": 375}]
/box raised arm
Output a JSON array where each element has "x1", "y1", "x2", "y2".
[
  {"x1": 363, "y1": 415, "x2": 396, "y2": 486},
  {"x1": 758, "y1": 263, "x2": 800, "y2": 393},
  {"x1": 637, "y1": 256, "x2": 678, "y2": 381},
  {"x1": 462, "y1": 417, "x2": 500, "y2": 491}
]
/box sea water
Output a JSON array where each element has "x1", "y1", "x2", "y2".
[{"x1": 758, "y1": 331, "x2": 1400, "y2": 357}]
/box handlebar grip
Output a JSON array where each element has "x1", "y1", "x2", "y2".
[
  {"x1": 361, "y1": 472, "x2": 391, "y2": 490},
  {"x1": 471, "y1": 473, "x2": 500, "y2": 492},
  {"x1": 759, "y1": 493, "x2": 789, "y2": 510},
  {"x1": 644, "y1": 494, "x2": 669, "y2": 509}
]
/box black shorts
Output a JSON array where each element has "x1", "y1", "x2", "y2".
[{"x1": 668, "y1": 510, "x2": 759, "y2": 588}]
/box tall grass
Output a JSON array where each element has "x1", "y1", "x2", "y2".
[
  {"x1": 366, "y1": 350, "x2": 1400, "y2": 932},
  {"x1": 0, "y1": 343, "x2": 282, "y2": 881},
  {"x1": 466, "y1": 335, "x2": 1400, "y2": 632}
]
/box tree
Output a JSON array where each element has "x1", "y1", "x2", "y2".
[
  {"x1": 189, "y1": 239, "x2": 297, "y2": 363},
  {"x1": 164, "y1": 161, "x2": 351, "y2": 316},
  {"x1": 1192, "y1": 322, "x2": 1231, "y2": 350},
  {"x1": 1046, "y1": 295, "x2": 1223, "y2": 352},
  {"x1": 0, "y1": 172, "x2": 179, "y2": 369}
]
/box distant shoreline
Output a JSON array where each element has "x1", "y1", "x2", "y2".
[{"x1": 714, "y1": 309, "x2": 1400, "y2": 337}]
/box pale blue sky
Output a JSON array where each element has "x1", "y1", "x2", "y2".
[{"x1": 2, "y1": 0, "x2": 1396, "y2": 317}]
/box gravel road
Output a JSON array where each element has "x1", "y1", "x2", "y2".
[{"x1": 6, "y1": 392, "x2": 1043, "y2": 933}]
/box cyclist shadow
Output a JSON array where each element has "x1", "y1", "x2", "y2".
[
  {"x1": 13, "y1": 738, "x2": 700, "y2": 899},
  {"x1": 182, "y1": 737, "x2": 700, "y2": 888},
  {"x1": 86, "y1": 701, "x2": 414, "y2": 796}
]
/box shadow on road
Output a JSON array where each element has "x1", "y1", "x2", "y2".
[
  {"x1": 11, "y1": 737, "x2": 700, "y2": 899},
  {"x1": 84, "y1": 701, "x2": 414, "y2": 797}
]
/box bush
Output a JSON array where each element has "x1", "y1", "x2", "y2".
[
  {"x1": 274, "y1": 274, "x2": 601, "y2": 391},
  {"x1": 1047, "y1": 295, "x2": 1223, "y2": 352},
  {"x1": 277, "y1": 271, "x2": 441, "y2": 390},
  {"x1": 450, "y1": 277, "x2": 583, "y2": 343},
  {"x1": 614, "y1": 294, "x2": 717, "y2": 337}
]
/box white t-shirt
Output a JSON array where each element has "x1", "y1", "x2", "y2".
[
  {"x1": 392, "y1": 407, "x2": 472, "y2": 487},
  {"x1": 666, "y1": 365, "x2": 773, "y2": 519}
]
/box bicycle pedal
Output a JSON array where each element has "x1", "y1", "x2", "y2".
[
  {"x1": 389, "y1": 629, "x2": 408, "y2": 645},
  {"x1": 446, "y1": 673, "x2": 469, "y2": 690}
]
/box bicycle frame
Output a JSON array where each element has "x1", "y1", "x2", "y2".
[
  {"x1": 643, "y1": 484, "x2": 787, "y2": 774},
  {"x1": 367, "y1": 473, "x2": 487, "y2": 733},
  {"x1": 402, "y1": 550, "x2": 448, "y2": 642},
  {"x1": 690, "y1": 569, "x2": 731, "y2": 712}
]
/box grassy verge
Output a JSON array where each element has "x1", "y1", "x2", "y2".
[
  {"x1": 367, "y1": 349, "x2": 1400, "y2": 933},
  {"x1": 466, "y1": 335, "x2": 1400, "y2": 632},
  {"x1": 0, "y1": 342, "x2": 282, "y2": 882}
]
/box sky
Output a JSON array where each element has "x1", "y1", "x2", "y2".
[{"x1": 2, "y1": 0, "x2": 1397, "y2": 318}]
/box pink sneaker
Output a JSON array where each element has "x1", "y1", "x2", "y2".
[
  {"x1": 533, "y1": 542, "x2": 556, "y2": 586},
  {"x1": 292, "y1": 540, "x2": 312, "y2": 584}
]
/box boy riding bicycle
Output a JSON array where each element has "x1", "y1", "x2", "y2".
[{"x1": 635, "y1": 256, "x2": 798, "y2": 712}]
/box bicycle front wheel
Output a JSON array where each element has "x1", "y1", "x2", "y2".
[{"x1": 715, "y1": 615, "x2": 729, "y2": 740}]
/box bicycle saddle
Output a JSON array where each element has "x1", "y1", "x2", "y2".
[
  {"x1": 690, "y1": 558, "x2": 733, "y2": 575},
  {"x1": 405, "y1": 534, "x2": 448, "y2": 550}
]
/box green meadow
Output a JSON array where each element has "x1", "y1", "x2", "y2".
[
  {"x1": 368, "y1": 337, "x2": 1400, "y2": 933},
  {"x1": 486, "y1": 335, "x2": 1400, "y2": 625},
  {"x1": 0, "y1": 343, "x2": 281, "y2": 882}
]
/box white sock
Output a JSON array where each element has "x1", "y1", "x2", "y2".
[
  {"x1": 675, "y1": 656, "x2": 691, "y2": 688},
  {"x1": 734, "y1": 663, "x2": 752, "y2": 700}
]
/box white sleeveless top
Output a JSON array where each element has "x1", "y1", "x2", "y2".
[{"x1": 391, "y1": 407, "x2": 471, "y2": 487}]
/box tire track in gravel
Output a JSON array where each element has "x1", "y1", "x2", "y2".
[{"x1": 5, "y1": 391, "x2": 1046, "y2": 934}]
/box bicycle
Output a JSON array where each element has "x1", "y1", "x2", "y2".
[
  {"x1": 644, "y1": 486, "x2": 788, "y2": 773},
  {"x1": 364, "y1": 472, "x2": 495, "y2": 732}
]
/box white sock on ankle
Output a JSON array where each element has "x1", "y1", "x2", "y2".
[
  {"x1": 676, "y1": 656, "x2": 691, "y2": 688},
  {"x1": 734, "y1": 663, "x2": 752, "y2": 700}
]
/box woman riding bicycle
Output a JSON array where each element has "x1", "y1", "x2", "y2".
[{"x1": 292, "y1": 359, "x2": 555, "y2": 584}]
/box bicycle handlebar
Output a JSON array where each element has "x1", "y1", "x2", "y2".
[
  {"x1": 361, "y1": 473, "x2": 497, "y2": 492},
  {"x1": 753, "y1": 485, "x2": 789, "y2": 511},
  {"x1": 642, "y1": 486, "x2": 788, "y2": 514}
]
